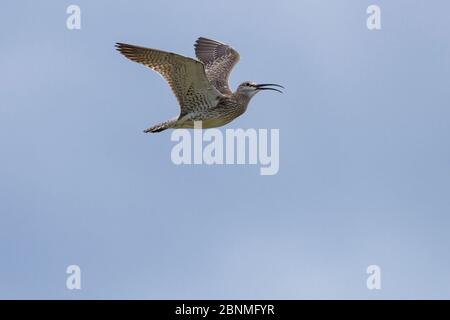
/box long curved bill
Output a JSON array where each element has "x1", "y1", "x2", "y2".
[{"x1": 255, "y1": 83, "x2": 284, "y2": 93}]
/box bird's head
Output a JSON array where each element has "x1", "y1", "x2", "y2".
[{"x1": 236, "y1": 81, "x2": 284, "y2": 98}]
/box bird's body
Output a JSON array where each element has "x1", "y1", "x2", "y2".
[
  {"x1": 116, "y1": 37, "x2": 282, "y2": 133},
  {"x1": 157, "y1": 93, "x2": 250, "y2": 130}
]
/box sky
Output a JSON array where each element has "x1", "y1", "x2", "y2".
[{"x1": 0, "y1": 0, "x2": 449, "y2": 299}]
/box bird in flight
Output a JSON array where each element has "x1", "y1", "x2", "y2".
[{"x1": 116, "y1": 37, "x2": 283, "y2": 133}]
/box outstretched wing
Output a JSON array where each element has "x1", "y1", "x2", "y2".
[
  {"x1": 116, "y1": 42, "x2": 223, "y2": 115},
  {"x1": 194, "y1": 37, "x2": 240, "y2": 95}
]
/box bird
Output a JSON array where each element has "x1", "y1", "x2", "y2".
[{"x1": 115, "y1": 37, "x2": 283, "y2": 133}]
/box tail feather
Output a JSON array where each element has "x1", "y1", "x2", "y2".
[{"x1": 143, "y1": 118, "x2": 177, "y2": 133}]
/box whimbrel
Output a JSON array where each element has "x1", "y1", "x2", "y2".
[{"x1": 116, "y1": 37, "x2": 283, "y2": 133}]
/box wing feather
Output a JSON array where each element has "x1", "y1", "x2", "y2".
[
  {"x1": 194, "y1": 37, "x2": 240, "y2": 95},
  {"x1": 116, "y1": 42, "x2": 222, "y2": 114}
]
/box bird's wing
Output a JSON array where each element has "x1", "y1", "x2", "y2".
[
  {"x1": 194, "y1": 37, "x2": 240, "y2": 95},
  {"x1": 116, "y1": 42, "x2": 223, "y2": 115}
]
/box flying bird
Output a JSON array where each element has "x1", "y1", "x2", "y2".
[{"x1": 116, "y1": 37, "x2": 283, "y2": 133}]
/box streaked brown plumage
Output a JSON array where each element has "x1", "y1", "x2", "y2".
[{"x1": 116, "y1": 37, "x2": 283, "y2": 133}]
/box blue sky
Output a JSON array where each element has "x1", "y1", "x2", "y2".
[{"x1": 0, "y1": 0, "x2": 449, "y2": 299}]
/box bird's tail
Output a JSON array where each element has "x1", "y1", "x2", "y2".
[{"x1": 143, "y1": 118, "x2": 178, "y2": 133}]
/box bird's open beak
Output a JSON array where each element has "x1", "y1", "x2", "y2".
[{"x1": 255, "y1": 83, "x2": 284, "y2": 93}]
